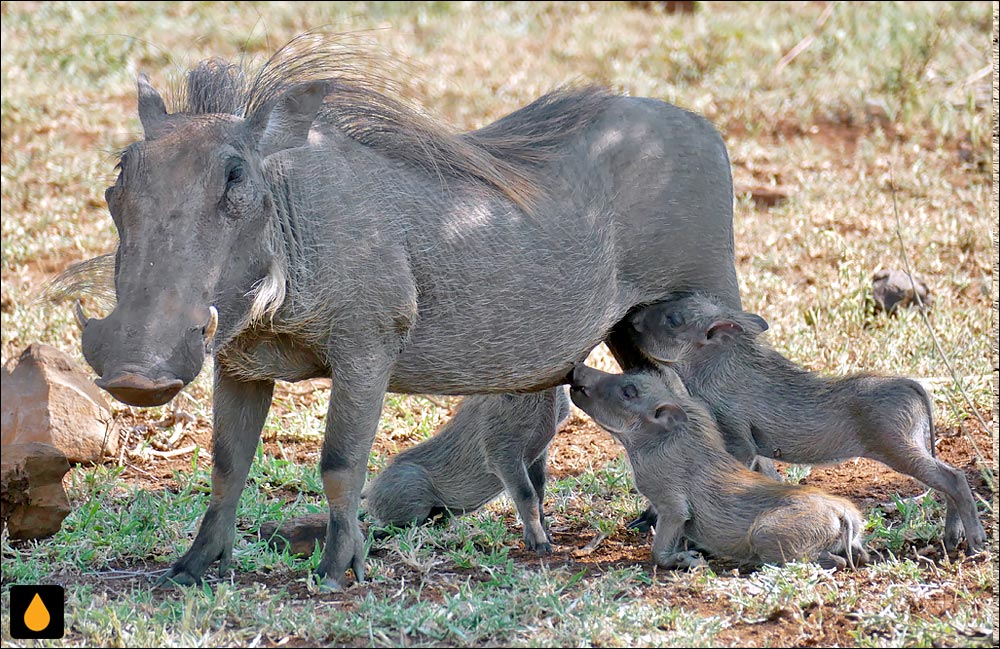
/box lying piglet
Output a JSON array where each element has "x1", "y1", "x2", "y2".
[{"x1": 363, "y1": 388, "x2": 569, "y2": 553}]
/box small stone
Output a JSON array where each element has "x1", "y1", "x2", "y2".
[{"x1": 871, "y1": 269, "x2": 932, "y2": 315}]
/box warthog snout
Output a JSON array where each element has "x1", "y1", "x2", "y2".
[
  {"x1": 568, "y1": 362, "x2": 605, "y2": 408},
  {"x1": 568, "y1": 362, "x2": 604, "y2": 400},
  {"x1": 95, "y1": 371, "x2": 185, "y2": 407},
  {"x1": 79, "y1": 302, "x2": 218, "y2": 407}
]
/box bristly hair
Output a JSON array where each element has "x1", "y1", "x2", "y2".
[
  {"x1": 169, "y1": 31, "x2": 616, "y2": 212},
  {"x1": 42, "y1": 253, "x2": 117, "y2": 312}
]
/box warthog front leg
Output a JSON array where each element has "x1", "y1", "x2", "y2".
[
  {"x1": 158, "y1": 368, "x2": 273, "y2": 586},
  {"x1": 607, "y1": 318, "x2": 666, "y2": 536},
  {"x1": 317, "y1": 357, "x2": 393, "y2": 590},
  {"x1": 650, "y1": 499, "x2": 693, "y2": 569}
]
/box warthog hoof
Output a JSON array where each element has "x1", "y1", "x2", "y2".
[
  {"x1": 156, "y1": 528, "x2": 235, "y2": 588},
  {"x1": 657, "y1": 550, "x2": 708, "y2": 571},
  {"x1": 317, "y1": 517, "x2": 367, "y2": 589},
  {"x1": 155, "y1": 567, "x2": 202, "y2": 588},
  {"x1": 627, "y1": 505, "x2": 658, "y2": 534},
  {"x1": 946, "y1": 518, "x2": 987, "y2": 557},
  {"x1": 319, "y1": 576, "x2": 347, "y2": 592},
  {"x1": 526, "y1": 540, "x2": 553, "y2": 555},
  {"x1": 965, "y1": 525, "x2": 987, "y2": 556}
]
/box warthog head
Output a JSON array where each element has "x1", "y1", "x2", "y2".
[
  {"x1": 79, "y1": 73, "x2": 328, "y2": 407},
  {"x1": 628, "y1": 294, "x2": 769, "y2": 367},
  {"x1": 568, "y1": 363, "x2": 691, "y2": 439}
]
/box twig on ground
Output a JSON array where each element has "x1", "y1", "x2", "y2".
[
  {"x1": 127, "y1": 442, "x2": 208, "y2": 461},
  {"x1": 774, "y1": 1, "x2": 837, "y2": 75},
  {"x1": 90, "y1": 568, "x2": 163, "y2": 580},
  {"x1": 115, "y1": 416, "x2": 133, "y2": 468},
  {"x1": 573, "y1": 531, "x2": 607, "y2": 556},
  {"x1": 122, "y1": 462, "x2": 158, "y2": 480},
  {"x1": 960, "y1": 63, "x2": 992, "y2": 87},
  {"x1": 420, "y1": 395, "x2": 451, "y2": 410},
  {"x1": 145, "y1": 444, "x2": 203, "y2": 459}
]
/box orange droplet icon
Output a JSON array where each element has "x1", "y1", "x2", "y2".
[{"x1": 24, "y1": 592, "x2": 51, "y2": 632}]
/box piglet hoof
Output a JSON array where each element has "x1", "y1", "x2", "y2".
[
  {"x1": 658, "y1": 550, "x2": 708, "y2": 571},
  {"x1": 818, "y1": 552, "x2": 848, "y2": 571},
  {"x1": 525, "y1": 538, "x2": 553, "y2": 555},
  {"x1": 962, "y1": 521, "x2": 987, "y2": 556},
  {"x1": 627, "y1": 505, "x2": 658, "y2": 534}
]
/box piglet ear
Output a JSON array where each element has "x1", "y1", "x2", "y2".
[
  {"x1": 746, "y1": 313, "x2": 769, "y2": 335},
  {"x1": 705, "y1": 319, "x2": 743, "y2": 342},
  {"x1": 652, "y1": 402, "x2": 688, "y2": 429},
  {"x1": 629, "y1": 311, "x2": 646, "y2": 334},
  {"x1": 137, "y1": 73, "x2": 169, "y2": 140},
  {"x1": 656, "y1": 366, "x2": 690, "y2": 396},
  {"x1": 249, "y1": 80, "x2": 330, "y2": 157}
]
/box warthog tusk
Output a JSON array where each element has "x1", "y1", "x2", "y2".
[
  {"x1": 203, "y1": 306, "x2": 219, "y2": 347},
  {"x1": 74, "y1": 300, "x2": 89, "y2": 330}
]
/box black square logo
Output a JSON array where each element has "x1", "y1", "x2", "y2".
[{"x1": 9, "y1": 585, "x2": 65, "y2": 639}]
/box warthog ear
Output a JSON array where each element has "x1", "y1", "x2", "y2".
[
  {"x1": 249, "y1": 80, "x2": 330, "y2": 157},
  {"x1": 652, "y1": 402, "x2": 688, "y2": 430},
  {"x1": 137, "y1": 73, "x2": 169, "y2": 140},
  {"x1": 704, "y1": 319, "x2": 744, "y2": 343},
  {"x1": 744, "y1": 313, "x2": 769, "y2": 335},
  {"x1": 655, "y1": 367, "x2": 690, "y2": 396}
]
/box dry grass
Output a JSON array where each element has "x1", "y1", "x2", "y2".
[{"x1": 1, "y1": 1, "x2": 996, "y2": 647}]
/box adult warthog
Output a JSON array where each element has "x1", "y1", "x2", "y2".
[{"x1": 70, "y1": 36, "x2": 741, "y2": 588}]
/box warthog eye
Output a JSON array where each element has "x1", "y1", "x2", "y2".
[
  {"x1": 621, "y1": 384, "x2": 638, "y2": 400},
  {"x1": 225, "y1": 160, "x2": 245, "y2": 188},
  {"x1": 665, "y1": 312, "x2": 683, "y2": 328}
]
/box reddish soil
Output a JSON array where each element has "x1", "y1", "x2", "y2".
[{"x1": 108, "y1": 401, "x2": 992, "y2": 519}]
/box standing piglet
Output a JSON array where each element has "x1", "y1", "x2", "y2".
[
  {"x1": 628, "y1": 293, "x2": 986, "y2": 555},
  {"x1": 569, "y1": 363, "x2": 868, "y2": 570},
  {"x1": 363, "y1": 387, "x2": 569, "y2": 553}
]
